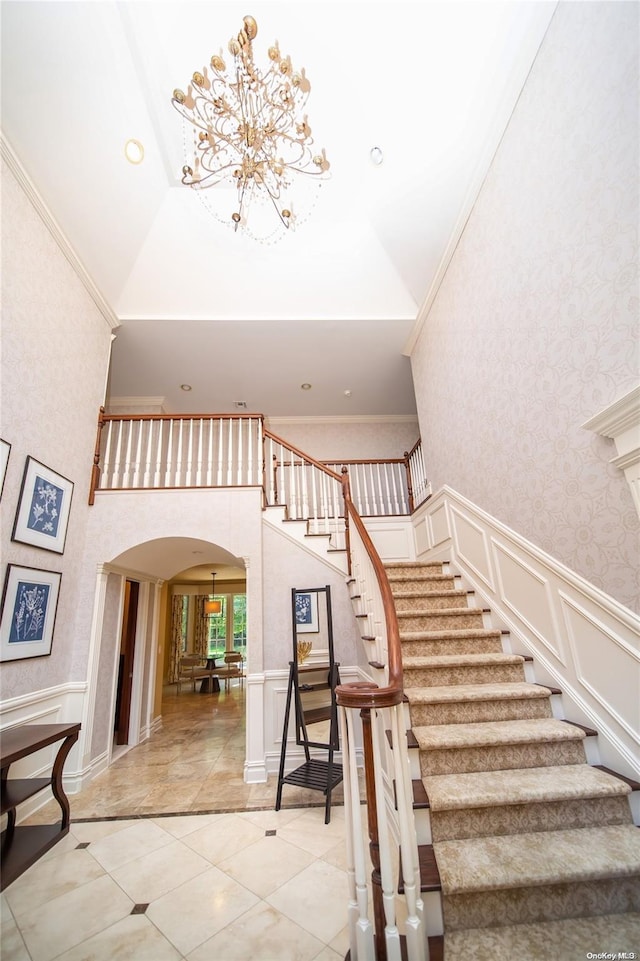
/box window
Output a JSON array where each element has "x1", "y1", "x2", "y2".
[
  {"x1": 206, "y1": 592, "x2": 246, "y2": 658},
  {"x1": 180, "y1": 595, "x2": 189, "y2": 653}
]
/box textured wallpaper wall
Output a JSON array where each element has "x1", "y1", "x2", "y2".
[
  {"x1": 410, "y1": 2, "x2": 639, "y2": 611},
  {"x1": 1, "y1": 159, "x2": 115, "y2": 697},
  {"x1": 267, "y1": 417, "x2": 419, "y2": 462}
]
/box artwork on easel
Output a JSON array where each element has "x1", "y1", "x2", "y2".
[{"x1": 294, "y1": 591, "x2": 319, "y2": 633}]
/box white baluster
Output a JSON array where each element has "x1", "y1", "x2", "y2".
[
  {"x1": 184, "y1": 419, "x2": 194, "y2": 487},
  {"x1": 353, "y1": 465, "x2": 363, "y2": 515},
  {"x1": 143, "y1": 420, "x2": 153, "y2": 488},
  {"x1": 391, "y1": 463, "x2": 402, "y2": 514},
  {"x1": 383, "y1": 463, "x2": 393, "y2": 515},
  {"x1": 120, "y1": 421, "x2": 133, "y2": 488},
  {"x1": 132, "y1": 420, "x2": 143, "y2": 488},
  {"x1": 375, "y1": 463, "x2": 384, "y2": 515},
  {"x1": 217, "y1": 418, "x2": 224, "y2": 487},
  {"x1": 154, "y1": 420, "x2": 163, "y2": 487},
  {"x1": 206, "y1": 419, "x2": 214, "y2": 486},
  {"x1": 174, "y1": 420, "x2": 184, "y2": 486},
  {"x1": 310, "y1": 464, "x2": 319, "y2": 530},
  {"x1": 165, "y1": 420, "x2": 174, "y2": 487},
  {"x1": 363, "y1": 464, "x2": 371, "y2": 515},
  {"x1": 301, "y1": 460, "x2": 309, "y2": 519},
  {"x1": 247, "y1": 418, "x2": 254, "y2": 485},
  {"x1": 102, "y1": 420, "x2": 114, "y2": 489},
  {"x1": 288, "y1": 449, "x2": 297, "y2": 518},
  {"x1": 227, "y1": 418, "x2": 233, "y2": 486},
  {"x1": 195, "y1": 419, "x2": 203, "y2": 487},
  {"x1": 237, "y1": 417, "x2": 244, "y2": 485},
  {"x1": 341, "y1": 708, "x2": 376, "y2": 959}
]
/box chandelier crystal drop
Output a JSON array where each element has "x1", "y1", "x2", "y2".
[{"x1": 171, "y1": 15, "x2": 330, "y2": 240}]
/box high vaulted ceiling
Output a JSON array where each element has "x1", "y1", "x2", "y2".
[{"x1": 1, "y1": 1, "x2": 555, "y2": 416}]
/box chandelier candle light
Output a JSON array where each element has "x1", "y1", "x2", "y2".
[{"x1": 171, "y1": 14, "x2": 330, "y2": 237}]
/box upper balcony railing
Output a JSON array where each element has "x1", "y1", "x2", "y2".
[{"x1": 89, "y1": 410, "x2": 429, "y2": 519}]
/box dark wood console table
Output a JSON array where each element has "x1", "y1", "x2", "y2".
[{"x1": 1, "y1": 722, "x2": 80, "y2": 890}]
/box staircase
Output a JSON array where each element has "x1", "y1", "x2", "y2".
[{"x1": 386, "y1": 560, "x2": 640, "y2": 960}]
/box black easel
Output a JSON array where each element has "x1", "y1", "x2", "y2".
[{"x1": 275, "y1": 585, "x2": 343, "y2": 823}]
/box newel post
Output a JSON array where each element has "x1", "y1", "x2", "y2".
[
  {"x1": 88, "y1": 407, "x2": 106, "y2": 505},
  {"x1": 404, "y1": 451, "x2": 415, "y2": 515}
]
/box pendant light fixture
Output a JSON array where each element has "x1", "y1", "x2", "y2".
[{"x1": 204, "y1": 572, "x2": 222, "y2": 615}]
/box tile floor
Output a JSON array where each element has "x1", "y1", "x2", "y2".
[{"x1": 1, "y1": 684, "x2": 357, "y2": 960}]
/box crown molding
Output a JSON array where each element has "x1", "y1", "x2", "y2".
[
  {"x1": 1, "y1": 134, "x2": 119, "y2": 331},
  {"x1": 267, "y1": 414, "x2": 418, "y2": 426},
  {"x1": 582, "y1": 386, "x2": 640, "y2": 443}
]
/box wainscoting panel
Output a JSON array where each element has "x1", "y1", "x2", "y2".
[
  {"x1": 493, "y1": 542, "x2": 564, "y2": 664},
  {"x1": 426, "y1": 500, "x2": 449, "y2": 550},
  {"x1": 450, "y1": 505, "x2": 495, "y2": 591},
  {"x1": 560, "y1": 592, "x2": 640, "y2": 744},
  {"x1": 366, "y1": 519, "x2": 416, "y2": 562}
]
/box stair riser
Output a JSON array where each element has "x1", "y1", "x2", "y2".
[
  {"x1": 442, "y1": 876, "x2": 640, "y2": 931},
  {"x1": 409, "y1": 697, "x2": 552, "y2": 727},
  {"x1": 419, "y1": 739, "x2": 588, "y2": 777},
  {"x1": 400, "y1": 636, "x2": 504, "y2": 657},
  {"x1": 431, "y1": 795, "x2": 633, "y2": 842},
  {"x1": 393, "y1": 594, "x2": 469, "y2": 612},
  {"x1": 398, "y1": 611, "x2": 484, "y2": 631},
  {"x1": 404, "y1": 664, "x2": 525, "y2": 688}
]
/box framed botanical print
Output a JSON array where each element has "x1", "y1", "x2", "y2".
[
  {"x1": 294, "y1": 590, "x2": 319, "y2": 633},
  {"x1": 0, "y1": 439, "x2": 10, "y2": 500},
  {"x1": 0, "y1": 565, "x2": 61, "y2": 662},
  {"x1": 12, "y1": 457, "x2": 74, "y2": 554}
]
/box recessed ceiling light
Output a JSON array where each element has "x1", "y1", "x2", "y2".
[
  {"x1": 301, "y1": 383, "x2": 312, "y2": 390},
  {"x1": 370, "y1": 146, "x2": 383, "y2": 166},
  {"x1": 180, "y1": 384, "x2": 192, "y2": 391},
  {"x1": 344, "y1": 389, "x2": 352, "y2": 397},
  {"x1": 124, "y1": 139, "x2": 145, "y2": 165}
]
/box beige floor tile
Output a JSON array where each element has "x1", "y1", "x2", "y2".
[
  {"x1": 180, "y1": 812, "x2": 265, "y2": 864},
  {"x1": 0, "y1": 918, "x2": 30, "y2": 961},
  {"x1": 312, "y1": 946, "x2": 344, "y2": 961},
  {"x1": 266, "y1": 860, "x2": 349, "y2": 943},
  {"x1": 187, "y1": 900, "x2": 326, "y2": 961},
  {"x1": 109, "y1": 838, "x2": 211, "y2": 902},
  {"x1": 146, "y1": 865, "x2": 259, "y2": 956},
  {"x1": 88, "y1": 819, "x2": 174, "y2": 872},
  {"x1": 151, "y1": 812, "x2": 220, "y2": 838},
  {"x1": 18, "y1": 874, "x2": 133, "y2": 961},
  {"x1": 4, "y1": 848, "x2": 105, "y2": 919},
  {"x1": 277, "y1": 807, "x2": 348, "y2": 858},
  {"x1": 54, "y1": 914, "x2": 183, "y2": 961},
  {"x1": 217, "y1": 834, "x2": 316, "y2": 897}
]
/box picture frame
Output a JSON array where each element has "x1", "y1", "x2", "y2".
[
  {"x1": 294, "y1": 590, "x2": 319, "y2": 633},
  {"x1": 0, "y1": 439, "x2": 10, "y2": 500},
  {"x1": 12, "y1": 457, "x2": 74, "y2": 554},
  {"x1": 0, "y1": 565, "x2": 61, "y2": 662}
]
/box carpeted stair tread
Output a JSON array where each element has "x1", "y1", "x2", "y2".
[
  {"x1": 444, "y1": 912, "x2": 640, "y2": 961},
  {"x1": 400, "y1": 628, "x2": 503, "y2": 642},
  {"x1": 403, "y1": 653, "x2": 524, "y2": 670},
  {"x1": 434, "y1": 823, "x2": 640, "y2": 895},
  {"x1": 405, "y1": 681, "x2": 552, "y2": 704},
  {"x1": 424, "y1": 764, "x2": 631, "y2": 811},
  {"x1": 413, "y1": 717, "x2": 586, "y2": 751}
]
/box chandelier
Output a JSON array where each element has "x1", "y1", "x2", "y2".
[{"x1": 171, "y1": 15, "x2": 330, "y2": 239}]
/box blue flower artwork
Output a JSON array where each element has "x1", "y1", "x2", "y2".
[
  {"x1": 295, "y1": 593, "x2": 312, "y2": 626},
  {"x1": 27, "y1": 475, "x2": 63, "y2": 538},
  {"x1": 9, "y1": 580, "x2": 50, "y2": 644}
]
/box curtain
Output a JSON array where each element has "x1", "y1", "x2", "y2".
[
  {"x1": 194, "y1": 595, "x2": 209, "y2": 660},
  {"x1": 169, "y1": 594, "x2": 185, "y2": 682}
]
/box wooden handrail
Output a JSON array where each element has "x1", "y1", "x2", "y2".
[
  {"x1": 335, "y1": 471, "x2": 404, "y2": 710},
  {"x1": 263, "y1": 427, "x2": 343, "y2": 482},
  {"x1": 98, "y1": 411, "x2": 265, "y2": 423}
]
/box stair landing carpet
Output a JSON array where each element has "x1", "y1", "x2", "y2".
[{"x1": 385, "y1": 561, "x2": 640, "y2": 960}]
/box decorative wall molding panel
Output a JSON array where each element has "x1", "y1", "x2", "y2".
[{"x1": 414, "y1": 486, "x2": 640, "y2": 780}]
